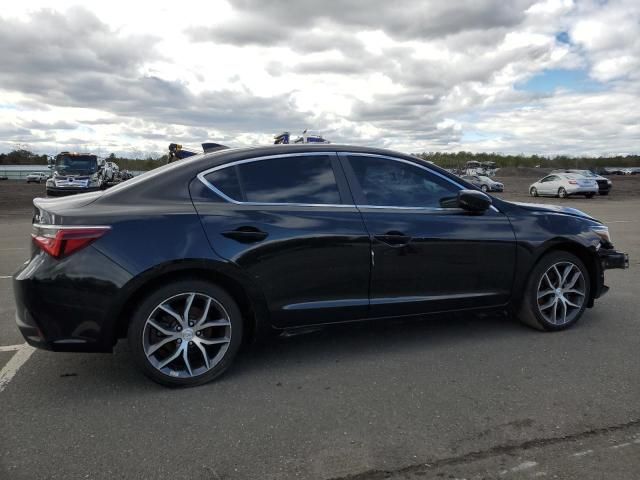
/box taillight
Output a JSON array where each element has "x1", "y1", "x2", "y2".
[
  {"x1": 568, "y1": 180, "x2": 578, "y2": 184},
  {"x1": 31, "y1": 225, "x2": 110, "y2": 259}
]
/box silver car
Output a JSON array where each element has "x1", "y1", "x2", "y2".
[
  {"x1": 530, "y1": 173, "x2": 598, "y2": 199},
  {"x1": 461, "y1": 174, "x2": 504, "y2": 192}
]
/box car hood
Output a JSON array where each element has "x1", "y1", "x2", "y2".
[{"x1": 510, "y1": 201, "x2": 599, "y2": 222}]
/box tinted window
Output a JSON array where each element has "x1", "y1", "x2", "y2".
[
  {"x1": 204, "y1": 166, "x2": 243, "y2": 200},
  {"x1": 347, "y1": 156, "x2": 459, "y2": 208},
  {"x1": 205, "y1": 155, "x2": 341, "y2": 204}
]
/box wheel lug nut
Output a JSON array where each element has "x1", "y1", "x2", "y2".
[
  {"x1": 177, "y1": 339, "x2": 182, "y2": 344},
  {"x1": 189, "y1": 322, "x2": 194, "y2": 327},
  {"x1": 189, "y1": 341, "x2": 193, "y2": 345},
  {"x1": 177, "y1": 326, "x2": 182, "y2": 331},
  {"x1": 196, "y1": 331, "x2": 202, "y2": 336}
]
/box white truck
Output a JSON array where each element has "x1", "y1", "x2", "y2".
[{"x1": 46, "y1": 152, "x2": 121, "y2": 197}]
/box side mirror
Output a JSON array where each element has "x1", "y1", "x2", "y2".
[{"x1": 458, "y1": 189, "x2": 492, "y2": 213}]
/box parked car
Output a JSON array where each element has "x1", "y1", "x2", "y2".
[
  {"x1": 461, "y1": 174, "x2": 504, "y2": 192},
  {"x1": 14, "y1": 145, "x2": 628, "y2": 387},
  {"x1": 552, "y1": 170, "x2": 612, "y2": 195},
  {"x1": 26, "y1": 172, "x2": 49, "y2": 183},
  {"x1": 529, "y1": 173, "x2": 598, "y2": 198}
]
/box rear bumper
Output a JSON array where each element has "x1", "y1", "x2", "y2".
[
  {"x1": 566, "y1": 186, "x2": 598, "y2": 195},
  {"x1": 12, "y1": 247, "x2": 133, "y2": 353}
]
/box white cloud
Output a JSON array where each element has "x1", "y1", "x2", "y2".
[{"x1": 0, "y1": 0, "x2": 638, "y2": 156}]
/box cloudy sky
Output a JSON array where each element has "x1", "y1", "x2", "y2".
[{"x1": 1, "y1": 0, "x2": 639, "y2": 157}]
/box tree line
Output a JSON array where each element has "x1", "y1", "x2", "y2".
[
  {"x1": 2, "y1": 148, "x2": 639, "y2": 171},
  {"x1": 414, "y1": 151, "x2": 640, "y2": 170}
]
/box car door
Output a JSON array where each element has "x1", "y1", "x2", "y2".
[
  {"x1": 538, "y1": 175, "x2": 554, "y2": 195},
  {"x1": 190, "y1": 152, "x2": 371, "y2": 328},
  {"x1": 340, "y1": 153, "x2": 516, "y2": 318}
]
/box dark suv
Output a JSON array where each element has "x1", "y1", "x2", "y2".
[{"x1": 14, "y1": 145, "x2": 628, "y2": 387}]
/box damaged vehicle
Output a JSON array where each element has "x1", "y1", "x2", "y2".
[{"x1": 14, "y1": 145, "x2": 629, "y2": 387}]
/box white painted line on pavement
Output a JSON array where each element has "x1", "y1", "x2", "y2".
[
  {"x1": 0, "y1": 344, "x2": 23, "y2": 352},
  {"x1": 0, "y1": 276, "x2": 12, "y2": 279},
  {"x1": 609, "y1": 442, "x2": 632, "y2": 449},
  {"x1": 511, "y1": 461, "x2": 538, "y2": 472},
  {"x1": 0, "y1": 247, "x2": 28, "y2": 251},
  {"x1": 571, "y1": 449, "x2": 594, "y2": 457},
  {"x1": 0, "y1": 343, "x2": 35, "y2": 393}
]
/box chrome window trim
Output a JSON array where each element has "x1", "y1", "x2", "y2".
[{"x1": 197, "y1": 150, "x2": 498, "y2": 212}]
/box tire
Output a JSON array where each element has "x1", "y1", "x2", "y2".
[
  {"x1": 530, "y1": 187, "x2": 538, "y2": 197},
  {"x1": 481, "y1": 184, "x2": 489, "y2": 192},
  {"x1": 518, "y1": 251, "x2": 590, "y2": 331},
  {"x1": 599, "y1": 191, "x2": 609, "y2": 196},
  {"x1": 128, "y1": 279, "x2": 243, "y2": 387},
  {"x1": 558, "y1": 187, "x2": 568, "y2": 198}
]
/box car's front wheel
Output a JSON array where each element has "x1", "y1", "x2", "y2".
[
  {"x1": 530, "y1": 187, "x2": 538, "y2": 197},
  {"x1": 481, "y1": 184, "x2": 489, "y2": 192},
  {"x1": 518, "y1": 251, "x2": 590, "y2": 331},
  {"x1": 128, "y1": 280, "x2": 243, "y2": 387}
]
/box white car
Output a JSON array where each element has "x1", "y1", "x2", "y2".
[
  {"x1": 530, "y1": 173, "x2": 598, "y2": 199},
  {"x1": 26, "y1": 172, "x2": 49, "y2": 183}
]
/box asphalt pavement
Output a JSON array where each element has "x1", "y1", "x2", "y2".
[{"x1": 0, "y1": 197, "x2": 638, "y2": 480}]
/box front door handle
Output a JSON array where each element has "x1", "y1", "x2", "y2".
[
  {"x1": 374, "y1": 231, "x2": 412, "y2": 247},
  {"x1": 222, "y1": 227, "x2": 269, "y2": 243}
]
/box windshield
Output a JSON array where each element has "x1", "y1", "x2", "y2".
[{"x1": 55, "y1": 155, "x2": 98, "y2": 175}]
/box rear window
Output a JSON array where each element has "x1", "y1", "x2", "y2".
[{"x1": 203, "y1": 155, "x2": 341, "y2": 205}]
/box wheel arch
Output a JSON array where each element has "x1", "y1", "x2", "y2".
[
  {"x1": 110, "y1": 260, "x2": 271, "y2": 347},
  {"x1": 513, "y1": 239, "x2": 600, "y2": 311}
]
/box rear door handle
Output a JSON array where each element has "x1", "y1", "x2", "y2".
[
  {"x1": 222, "y1": 227, "x2": 269, "y2": 243},
  {"x1": 374, "y1": 231, "x2": 412, "y2": 247}
]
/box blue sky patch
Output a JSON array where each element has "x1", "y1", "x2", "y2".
[
  {"x1": 517, "y1": 69, "x2": 605, "y2": 94},
  {"x1": 555, "y1": 31, "x2": 570, "y2": 45}
]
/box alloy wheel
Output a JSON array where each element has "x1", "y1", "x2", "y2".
[
  {"x1": 536, "y1": 261, "x2": 586, "y2": 326},
  {"x1": 142, "y1": 292, "x2": 232, "y2": 378}
]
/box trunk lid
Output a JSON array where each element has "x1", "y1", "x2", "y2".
[{"x1": 33, "y1": 190, "x2": 104, "y2": 226}]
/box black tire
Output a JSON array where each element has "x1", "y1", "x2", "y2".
[
  {"x1": 599, "y1": 191, "x2": 609, "y2": 196},
  {"x1": 558, "y1": 187, "x2": 568, "y2": 198},
  {"x1": 518, "y1": 251, "x2": 590, "y2": 331},
  {"x1": 530, "y1": 187, "x2": 538, "y2": 197},
  {"x1": 128, "y1": 279, "x2": 243, "y2": 387},
  {"x1": 481, "y1": 184, "x2": 489, "y2": 192}
]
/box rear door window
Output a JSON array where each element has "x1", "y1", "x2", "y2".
[{"x1": 203, "y1": 155, "x2": 341, "y2": 205}]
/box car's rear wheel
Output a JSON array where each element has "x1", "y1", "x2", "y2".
[
  {"x1": 518, "y1": 251, "x2": 590, "y2": 331},
  {"x1": 128, "y1": 280, "x2": 243, "y2": 387},
  {"x1": 530, "y1": 187, "x2": 538, "y2": 197},
  {"x1": 558, "y1": 187, "x2": 568, "y2": 198}
]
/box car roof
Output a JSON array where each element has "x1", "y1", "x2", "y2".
[{"x1": 100, "y1": 143, "x2": 478, "y2": 203}]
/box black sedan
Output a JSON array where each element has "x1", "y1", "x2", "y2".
[{"x1": 13, "y1": 145, "x2": 629, "y2": 387}]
